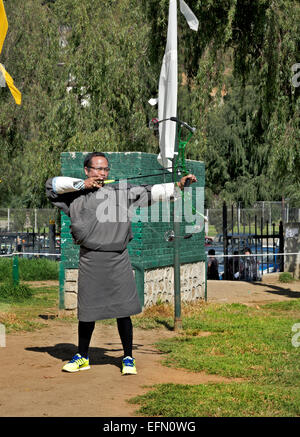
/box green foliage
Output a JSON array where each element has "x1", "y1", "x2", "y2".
[
  {"x1": 0, "y1": 281, "x2": 33, "y2": 302},
  {"x1": 279, "y1": 272, "x2": 295, "y2": 283},
  {"x1": 0, "y1": 258, "x2": 59, "y2": 281},
  {"x1": 0, "y1": 0, "x2": 298, "y2": 208}
]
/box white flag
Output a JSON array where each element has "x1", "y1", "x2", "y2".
[
  {"x1": 156, "y1": 0, "x2": 198, "y2": 169},
  {"x1": 157, "y1": 0, "x2": 178, "y2": 169},
  {"x1": 180, "y1": 0, "x2": 199, "y2": 31}
]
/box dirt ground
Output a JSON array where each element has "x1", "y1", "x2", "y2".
[
  {"x1": 206, "y1": 273, "x2": 300, "y2": 305},
  {"x1": 0, "y1": 274, "x2": 299, "y2": 418}
]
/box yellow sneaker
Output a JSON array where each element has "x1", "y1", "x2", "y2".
[
  {"x1": 62, "y1": 353, "x2": 90, "y2": 372},
  {"x1": 122, "y1": 356, "x2": 137, "y2": 375}
]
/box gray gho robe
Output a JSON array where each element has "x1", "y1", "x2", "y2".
[{"x1": 45, "y1": 177, "x2": 180, "y2": 322}]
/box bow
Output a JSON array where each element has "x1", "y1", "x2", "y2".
[
  {"x1": 149, "y1": 116, "x2": 195, "y2": 180},
  {"x1": 102, "y1": 165, "x2": 184, "y2": 185},
  {"x1": 150, "y1": 116, "x2": 207, "y2": 240}
]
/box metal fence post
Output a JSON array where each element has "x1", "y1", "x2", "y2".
[
  {"x1": 223, "y1": 201, "x2": 228, "y2": 280},
  {"x1": 49, "y1": 220, "x2": 56, "y2": 260},
  {"x1": 279, "y1": 220, "x2": 284, "y2": 272},
  {"x1": 174, "y1": 219, "x2": 182, "y2": 330},
  {"x1": 205, "y1": 254, "x2": 208, "y2": 301},
  {"x1": 12, "y1": 255, "x2": 19, "y2": 286}
]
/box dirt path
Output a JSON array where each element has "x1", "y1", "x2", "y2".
[
  {"x1": 0, "y1": 322, "x2": 242, "y2": 417},
  {"x1": 207, "y1": 273, "x2": 300, "y2": 305},
  {"x1": 0, "y1": 275, "x2": 299, "y2": 417}
]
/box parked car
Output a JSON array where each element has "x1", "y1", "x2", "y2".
[
  {"x1": 214, "y1": 233, "x2": 262, "y2": 252},
  {"x1": 0, "y1": 243, "x2": 14, "y2": 254},
  {"x1": 205, "y1": 237, "x2": 213, "y2": 246}
]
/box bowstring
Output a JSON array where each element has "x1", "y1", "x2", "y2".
[{"x1": 173, "y1": 121, "x2": 204, "y2": 231}]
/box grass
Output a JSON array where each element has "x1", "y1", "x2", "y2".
[
  {"x1": 153, "y1": 304, "x2": 300, "y2": 384},
  {"x1": 130, "y1": 300, "x2": 300, "y2": 417},
  {"x1": 1, "y1": 282, "x2": 300, "y2": 416},
  {"x1": 0, "y1": 258, "x2": 59, "y2": 281},
  {"x1": 0, "y1": 281, "x2": 33, "y2": 301},
  {"x1": 0, "y1": 283, "x2": 58, "y2": 332},
  {"x1": 129, "y1": 383, "x2": 300, "y2": 417},
  {"x1": 279, "y1": 272, "x2": 295, "y2": 283}
]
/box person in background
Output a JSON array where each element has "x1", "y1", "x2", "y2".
[
  {"x1": 207, "y1": 248, "x2": 219, "y2": 280},
  {"x1": 228, "y1": 250, "x2": 243, "y2": 280},
  {"x1": 16, "y1": 236, "x2": 22, "y2": 253},
  {"x1": 241, "y1": 247, "x2": 258, "y2": 281}
]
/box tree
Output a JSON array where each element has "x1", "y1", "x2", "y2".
[{"x1": 0, "y1": 0, "x2": 298, "y2": 208}]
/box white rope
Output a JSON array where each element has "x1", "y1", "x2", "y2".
[
  {"x1": 208, "y1": 252, "x2": 300, "y2": 258},
  {"x1": 0, "y1": 251, "x2": 299, "y2": 259},
  {"x1": 0, "y1": 252, "x2": 60, "y2": 257}
]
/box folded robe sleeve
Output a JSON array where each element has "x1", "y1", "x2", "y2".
[
  {"x1": 127, "y1": 182, "x2": 182, "y2": 208},
  {"x1": 45, "y1": 177, "x2": 84, "y2": 216}
]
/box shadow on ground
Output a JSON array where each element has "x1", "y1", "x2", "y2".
[
  {"x1": 253, "y1": 281, "x2": 300, "y2": 298},
  {"x1": 25, "y1": 340, "x2": 166, "y2": 369},
  {"x1": 26, "y1": 343, "x2": 121, "y2": 368}
]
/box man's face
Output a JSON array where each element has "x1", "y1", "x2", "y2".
[{"x1": 84, "y1": 156, "x2": 110, "y2": 182}]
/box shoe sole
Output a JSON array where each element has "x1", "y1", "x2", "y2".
[
  {"x1": 62, "y1": 366, "x2": 90, "y2": 373},
  {"x1": 122, "y1": 368, "x2": 137, "y2": 375}
]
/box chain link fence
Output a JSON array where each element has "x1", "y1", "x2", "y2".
[
  {"x1": 0, "y1": 209, "x2": 61, "y2": 258},
  {"x1": 1, "y1": 204, "x2": 298, "y2": 236},
  {"x1": 206, "y1": 204, "x2": 300, "y2": 237},
  {"x1": 0, "y1": 209, "x2": 60, "y2": 232}
]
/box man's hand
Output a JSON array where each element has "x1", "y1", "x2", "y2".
[
  {"x1": 84, "y1": 176, "x2": 104, "y2": 190},
  {"x1": 177, "y1": 174, "x2": 197, "y2": 191}
]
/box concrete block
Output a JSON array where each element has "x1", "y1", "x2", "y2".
[
  {"x1": 64, "y1": 291, "x2": 77, "y2": 310},
  {"x1": 64, "y1": 281, "x2": 78, "y2": 293},
  {"x1": 65, "y1": 269, "x2": 78, "y2": 281}
]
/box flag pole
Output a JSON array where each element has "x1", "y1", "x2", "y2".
[
  {"x1": 154, "y1": 0, "x2": 199, "y2": 330},
  {"x1": 173, "y1": 199, "x2": 182, "y2": 331},
  {"x1": 173, "y1": 126, "x2": 182, "y2": 331}
]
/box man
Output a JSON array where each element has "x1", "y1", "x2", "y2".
[
  {"x1": 228, "y1": 250, "x2": 242, "y2": 280},
  {"x1": 46, "y1": 152, "x2": 196, "y2": 375},
  {"x1": 241, "y1": 247, "x2": 258, "y2": 282},
  {"x1": 207, "y1": 248, "x2": 219, "y2": 280}
]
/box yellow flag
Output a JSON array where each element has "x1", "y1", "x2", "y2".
[
  {"x1": 0, "y1": 1, "x2": 21, "y2": 105},
  {"x1": 0, "y1": 0, "x2": 8, "y2": 54},
  {"x1": 0, "y1": 63, "x2": 21, "y2": 105}
]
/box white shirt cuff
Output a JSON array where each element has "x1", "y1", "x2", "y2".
[
  {"x1": 151, "y1": 182, "x2": 182, "y2": 202},
  {"x1": 52, "y1": 177, "x2": 84, "y2": 194}
]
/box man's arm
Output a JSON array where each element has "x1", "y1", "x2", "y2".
[
  {"x1": 129, "y1": 174, "x2": 197, "y2": 207},
  {"x1": 49, "y1": 176, "x2": 86, "y2": 195},
  {"x1": 45, "y1": 177, "x2": 85, "y2": 216},
  {"x1": 150, "y1": 182, "x2": 182, "y2": 203},
  {"x1": 152, "y1": 174, "x2": 197, "y2": 202}
]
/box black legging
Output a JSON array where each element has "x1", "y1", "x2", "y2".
[{"x1": 78, "y1": 317, "x2": 133, "y2": 359}]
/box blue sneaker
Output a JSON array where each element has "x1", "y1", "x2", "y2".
[{"x1": 122, "y1": 356, "x2": 137, "y2": 375}]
